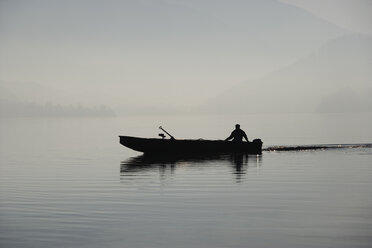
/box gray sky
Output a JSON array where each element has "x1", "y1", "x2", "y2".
[
  {"x1": 0, "y1": 0, "x2": 371, "y2": 114},
  {"x1": 280, "y1": 0, "x2": 372, "y2": 35}
]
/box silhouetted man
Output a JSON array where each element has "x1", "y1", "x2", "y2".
[{"x1": 225, "y1": 124, "x2": 249, "y2": 142}]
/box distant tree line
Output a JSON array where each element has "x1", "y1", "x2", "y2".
[{"x1": 0, "y1": 101, "x2": 116, "y2": 117}]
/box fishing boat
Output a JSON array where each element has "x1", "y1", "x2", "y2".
[
  {"x1": 119, "y1": 135, "x2": 263, "y2": 155},
  {"x1": 119, "y1": 126, "x2": 262, "y2": 155}
]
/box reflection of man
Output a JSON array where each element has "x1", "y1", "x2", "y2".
[{"x1": 225, "y1": 124, "x2": 249, "y2": 142}]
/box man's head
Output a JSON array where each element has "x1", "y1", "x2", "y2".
[{"x1": 235, "y1": 124, "x2": 240, "y2": 129}]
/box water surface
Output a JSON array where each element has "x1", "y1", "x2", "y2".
[{"x1": 1, "y1": 114, "x2": 372, "y2": 248}]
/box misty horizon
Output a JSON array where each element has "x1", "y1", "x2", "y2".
[
  {"x1": 1, "y1": 0, "x2": 372, "y2": 117},
  {"x1": 1, "y1": 2, "x2": 372, "y2": 248}
]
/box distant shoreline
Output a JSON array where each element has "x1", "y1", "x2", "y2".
[{"x1": 0, "y1": 101, "x2": 116, "y2": 118}]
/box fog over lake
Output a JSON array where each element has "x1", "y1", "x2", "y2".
[
  {"x1": 1, "y1": 1, "x2": 372, "y2": 247},
  {"x1": 1, "y1": 0, "x2": 371, "y2": 115}
]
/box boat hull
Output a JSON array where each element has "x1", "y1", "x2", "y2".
[{"x1": 119, "y1": 136, "x2": 263, "y2": 155}]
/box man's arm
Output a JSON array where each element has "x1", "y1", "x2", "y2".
[
  {"x1": 243, "y1": 131, "x2": 249, "y2": 142},
  {"x1": 225, "y1": 132, "x2": 233, "y2": 141}
]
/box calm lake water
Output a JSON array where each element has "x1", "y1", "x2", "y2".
[{"x1": 1, "y1": 113, "x2": 372, "y2": 248}]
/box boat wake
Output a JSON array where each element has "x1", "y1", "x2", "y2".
[{"x1": 264, "y1": 143, "x2": 372, "y2": 152}]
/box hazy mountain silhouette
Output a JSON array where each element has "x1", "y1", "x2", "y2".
[
  {"x1": 0, "y1": 0, "x2": 347, "y2": 113},
  {"x1": 1, "y1": 0, "x2": 345, "y2": 45},
  {"x1": 316, "y1": 88, "x2": 372, "y2": 113},
  {"x1": 199, "y1": 34, "x2": 372, "y2": 113}
]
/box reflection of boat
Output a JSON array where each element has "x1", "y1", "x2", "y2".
[
  {"x1": 121, "y1": 153, "x2": 237, "y2": 171},
  {"x1": 119, "y1": 136, "x2": 263, "y2": 155},
  {"x1": 120, "y1": 153, "x2": 262, "y2": 182}
]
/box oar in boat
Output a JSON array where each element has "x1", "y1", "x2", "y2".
[{"x1": 159, "y1": 126, "x2": 176, "y2": 140}]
